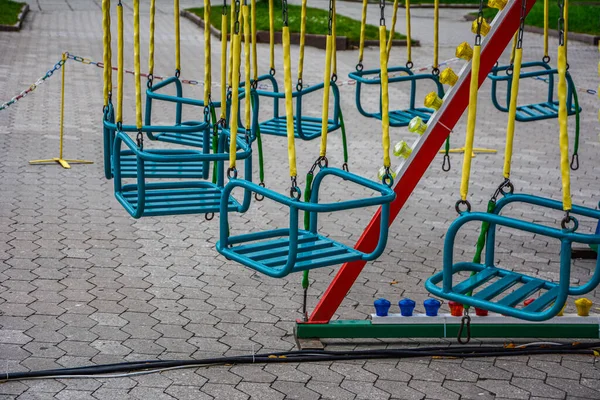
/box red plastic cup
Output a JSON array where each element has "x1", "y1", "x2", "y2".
[
  {"x1": 448, "y1": 301, "x2": 464, "y2": 317},
  {"x1": 474, "y1": 307, "x2": 488, "y2": 316}
]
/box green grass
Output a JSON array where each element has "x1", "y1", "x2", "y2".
[
  {"x1": 0, "y1": 0, "x2": 25, "y2": 25},
  {"x1": 188, "y1": 2, "x2": 405, "y2": 42},
  {"x1": 474, "y1": 0, "x2": 599, "y2": 35}
]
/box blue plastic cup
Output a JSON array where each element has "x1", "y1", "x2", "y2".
[
  {"x1": 374, "y1": 298, "x2": 391, "y2": 317},
  {"x1": 398, "y1": 298, "x2": 416, "y2": 317},
  {"x1": 424, "y1": 298, "x2": 441, "y2": 316}
]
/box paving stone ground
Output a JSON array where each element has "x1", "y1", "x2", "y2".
[{"x1": 1, "y1": 0, "x2": 600, "y2": 399}]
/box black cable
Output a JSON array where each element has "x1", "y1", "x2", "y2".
[{"x1": 3, "y1": 342, "x2": 599, "y2": 381}]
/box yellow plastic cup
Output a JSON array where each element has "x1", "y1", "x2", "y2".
[
  {"x1": 575, "y1": 298, "x2": 593, "y2": 316},
  {"x1": 393, "y1": 140, "x2": 413, "y2": 159},
  {"x1": 488, "y1": 0, "x2": 507, "y2": 10},
  {"x1": 408, "y1": 116, "x2": 427, "y2": 135},
  {"x1": 424, "y1": 92, "x2": 443, "y2": 111},
  {"x1": 471, "y1": 17, "x2": 491, "y2": 36},
  {"x1": 455, "y1": 42, "x2": 474, "y2": 61},
  {"x1": 440, "y1": 68, "x2": 459, "y2": 86}
]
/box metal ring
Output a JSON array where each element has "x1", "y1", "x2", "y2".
[
  {"x1": 296, "y1": 80, "x2": 303, "y2": 91},
  {"x1": 499, "y1": 180, "x2": 514, "y2": 196},
  {"x1": 356, "y1": 63, "x2": 364, "y2": 72},
  {"x1": 570, "y1": 154, "x2": 579, "y2": 171},
  {"x1": 255, "y1": 182, "x2": 265, "y2": 201},
  {"x1": 561, "y1": 215, "x2": 578, "y2": 232},
  {"x1": 506, "y1": 66, "x2": 513, "y2": 76},
  {"x1": 542, "y1": 55, "x2": 551, "y2": 64},
  {"x1": 406, "y1": 61, "x2": 413, "y2": 69},
  {"x1": 457, "y1": 314, "x2": 471, "y2": 344},
  {"x1": 318, "y1": 157, "x2": 328, "y2": 169},
  {"x1": 227, "y1": 167, "x2": 238, "y2": 180},
  {"x1": 432, "y1": 68, "x2": 440, "y2": 76},
  {"x1": 342, "y1": 162, "x2": 349, "y2": 172},
  {"x1": 270, "y1": 68, "x2": 276, "y2": 76},
  {"x1": 455, "y1": 200, "x2": 471, "y2": 214},
  {"x1": 382, "y1": 174, "x2": 393, "y2": 188},
  {"x1": 290, "y1": 186, "x2": 301, "y2": 200},
  {"x1": 331, "y1": 74, "x2": 338, "y2": 82},
  {"x1": 205, "y1": 213, "x2": 215, "y2": 221},
  {"x1": 175, "y1": 69, "x2": 181, "y2": 78}
]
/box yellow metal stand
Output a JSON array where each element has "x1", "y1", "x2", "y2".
[
  {"x1": 30, "y1": 53, "x2": 93, "y2": 169},
  {"x1": 439, "y1": 147, "x2": 497, "y2": 158}
]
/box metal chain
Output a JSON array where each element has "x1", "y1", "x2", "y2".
[
  {"x1": 516, "y1": 0, "x2": 527, "y2": 49},
  {"x1": 557, "y1": 0, "x2": 565, "y2": 46},
  {"x1": 222, "y1": 0, "x2": 227, "y2": 15},
  {"x1": 328, "y1": 0, "x2": 334, "y2": 35},
  {"x1": 474, "y1": 0, "x2": 484, "y2": 46},
  {"x1": 234, "y1": 0, "x2": 241, "y2": 34},
  {"x1": 379, "y1": 0, "x2": 385, "y2": 26},
  {"x1": 282, "y1": 0, "x2": 289, "y2": 27}
]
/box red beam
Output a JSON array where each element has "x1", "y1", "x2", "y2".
[{"x1": 306, "y1": 1, "x2": 535, "y2": 324}]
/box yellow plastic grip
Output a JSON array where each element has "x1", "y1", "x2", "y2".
[
  {"x1": 544, "y1": 0, "x2": 549, "y2": 59},
  {"x1": 102, "y1": 0, "x2": 111, "y2": 106},
  {"x1": 133, "y1": 0, "x2": 142, "y2": 130},
  {"x1": 433, "y1": 0, "x2": 439, "y2": 69},
  {"x1": 148, "y1": 0, "x2": 156, "y2": 76},
  {"x1": 204, "y1": 0, "x2": 212, "y2": 104},
  {"x1": 220, "y1": 13, "x2": 228, "y2": 119},
  {"x1": 269, "y1": 0, "x2": 275, "y2": 71},
  {"x1": 251, "y1": 0, "x2": 258, "y2": 81},
  {"x1": 358, "y1": 0, "x2": 368, "y2": 64},
  {"x1": 510, "y1": 32, "x2": 517, "y2": 64},
  {"x1": 297, "y1": 0, "x2": 307, "y2": 82},
  {"x1": 174, "y1": 0, "x2": 181, "y2": 72},
  {"x1": 503, "y1": 47, "x2": 522, "y2": 179},
  {"x1": 557, "y1": 45, "x2": 572, "y2": 211},
  {"x1": 283, "y1": 27, "x2": 297, "y2": 178},
  {"x1": 243, "y1": 5, "x2": 251, "y2": 129},
  {"x1": 405, "y1": 0, "x2": 412, "y2": 65},
  {"x1": 332, "y1": 0, "x2": 337, "y2": 76},
  {"x1": 319, "y1": 34, "x2": 333, "y2": 158},
  {"x1": 228, "y1": 5, "x2": 235, "y2": 86},
  {"x1": 459, "y1": 44, "x2": 481, "y2": 201},
  {"x1": 116, "y1": 2, "x2": 124, "y2": 124},
  {"x1": 229, "y1": 24, "x2": 242, "y2": 169},
  {"x1": 386, "y1": 0, "x2": 399, "y2": 63},
  {"x1": 380, "y1": 25, "x2": 391, "y2": 168}
]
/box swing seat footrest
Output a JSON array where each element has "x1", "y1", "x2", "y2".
[
  {"x1": 119, "y1": 153, "x2": 207, "y2": 179},
  {"x1": 118, "y1": 182, "x2": 240, "y2": 217},
  {"x1": 259, "y1": 116, "x2": 340, "y2": 140},
  {"x1": 220, "y1": 230, "x2": 363, "y2": 277},
  {"x1": 516, "y1": 101, "x2": 580, "y2": 122},
  {"x1": 425, "y1": 263, "x2": 565, "y2": 321},
  {"x1": 374, "y1": 108, "x2": 434, "y2": 127}
]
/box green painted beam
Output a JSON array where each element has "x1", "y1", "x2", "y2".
[{"x1": 296, "y1": 320, "x2": 600, "y2": 339}]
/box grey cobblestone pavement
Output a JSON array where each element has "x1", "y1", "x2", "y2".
[{"x1": 1, "y1": 0, "x2": 600, "y2": 399}]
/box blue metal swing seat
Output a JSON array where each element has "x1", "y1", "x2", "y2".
[
  {"x1": 489, "y1": 61, "x2": 581, "y2": 122},
  {"x1": 425, "y1": 194, "x2": 600, "y2": 321},
  {"x1": 216, "y1": 167, "x2": 396, "y2": 278},
  {"x1": 348, "y1": 66, "x2": 444, "y2": 127},
  {"x1": 112, "y1": 128, "x2": 253, "y2": 218},
  {"x1": 251, "y1": 74, "x2": 341, "y2": 140}
]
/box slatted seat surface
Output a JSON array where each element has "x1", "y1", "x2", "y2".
[
  {"x1": 120, "y1": 183, "x2": 240, "y2": 217},
  {"x1": 516, "y1": 101, "x2": 579, "y2": 122},
  {"x1": 259, "y1": 116, "x2": 339, "y2": 139},
  {"x1": 153, "y1": 130, "x2": 208, "y2": 148},
  {"x1": 374, "y1": 107, "x2": 434, "y2": 127},
  {"x1": 228, "y1": 231, "x2": 363, "y2": 273},
  {"x1": 119, "y1": 153, "x2": 207, "y2": 179},
  {"x1": 427, "y1": 264, "x2": 562, "y2": 320}
]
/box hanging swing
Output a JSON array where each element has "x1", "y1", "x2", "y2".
[
  {"x1": 216, "y1": 0, "x2": 395, "y2": 278},
  {"x1": 244, "y1": 0, "x2": 342, "y2": 140},
  {"x1": 487, "y1": 0, "x2": 581, "y2": 122},
  {"x1": 111, "y1": 0, "x2": 253, "y2": 219},
  {"x1": 348, "y1": 0, "x2": 444, "y2": 127},
  {"x1": 425, "y1": 0, "x2": 600, "y2": 322}
]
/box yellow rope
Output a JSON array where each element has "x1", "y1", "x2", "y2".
[
  {"x1": 503, "y1": 47, "x2": 522, "y2": 179},
  {"x1": 433, "y1": 0, "x2": 439, "y2": 70},
  {"x1": 386, "y1": 0, "x2": 399, "y2": 63},
  {"x1": 358, "y1": 0, "x2": 368, "y2": 66},
  {"x1": 229, "y1": 16, "x2": 242, "y2": 169},
  {"x1": 204, "y1": 0, "x2": 212, "y2": 103},
  {"x1": 133, "y1": 0, "x2": 142, "y2": 129},
  {"x1": 297, "y1": 0, "x2": 307, "y2": 83},
  {"x1": 459, "y1": 45, "x2": 481, "y2": 201},
  {"x1": 116, "y1": 2, "x2": 124, "y2": 124},
  {"x1": 283, "y1": 26, "x2": 297, "y2": 178},
  {"x1": 543, "y1": 0, "x2": 549, "y2": 60},
  {"x1": 220, "y1": 9, "x2": 228, "y2": 120},
  {"x1": 174, "y1": 0, "x2": 181, "y2": 72},
  {"x1": 149, "y1": 0, "x2": 156, "y2": 76},
  {"x1": 319, "y1": 35, "x2": 333, "y2": 157},
  {"x1": 269, "y1": 0, "x2": 275, "y2": 72},
  {"x1": 102, "y1": 0, "x2": 111, "y2": 106},
  {"x1": 251, "y1": 0, "x2": 258, "y2": 82},
  {"x1": 405, "y1": 0, "x2": 412, "y2": 65},
  {"x1": 243, "y1": 4, "x2": 251, "y2": 130},
  {"x1": 380, "y1": 25, "x2": 390, "y2": 168}
]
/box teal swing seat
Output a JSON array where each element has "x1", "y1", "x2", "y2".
[
  {"x1": 488, "y1": 61, "x2": 581, "y2": 122},
  {"x1": 216, "y1": 167, "x2": 396, "y2": 278},
  {"x1": 348, "y1": 66, "x2": 444, "y2": 127},
  {"x1": 112, "y1": 128, "x2": 252, "y2": 219},
  {"x1": 251, "y1": 74, "x2": 341, "y2": 140},
  {"x1": 425, "y1": 194, "x2": 600, "y2": 321}
]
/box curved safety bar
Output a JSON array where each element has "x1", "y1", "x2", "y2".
[
  {"x1": 104, "y1": 120, "x2": 208, "y2": 134},
  {"x1": 103, "y1": 104, "x2": 116, "y2": 179}
]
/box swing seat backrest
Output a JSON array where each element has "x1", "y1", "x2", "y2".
[
  {"x1": 216, "y1": 167, "x2": 396, "y2": 278},
  {"x1": 348, "y1": 66, "x2": 444, "y2": 127},
  {"x1": 488, "y1": 61, "x2": 580, "y2": 121}
]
